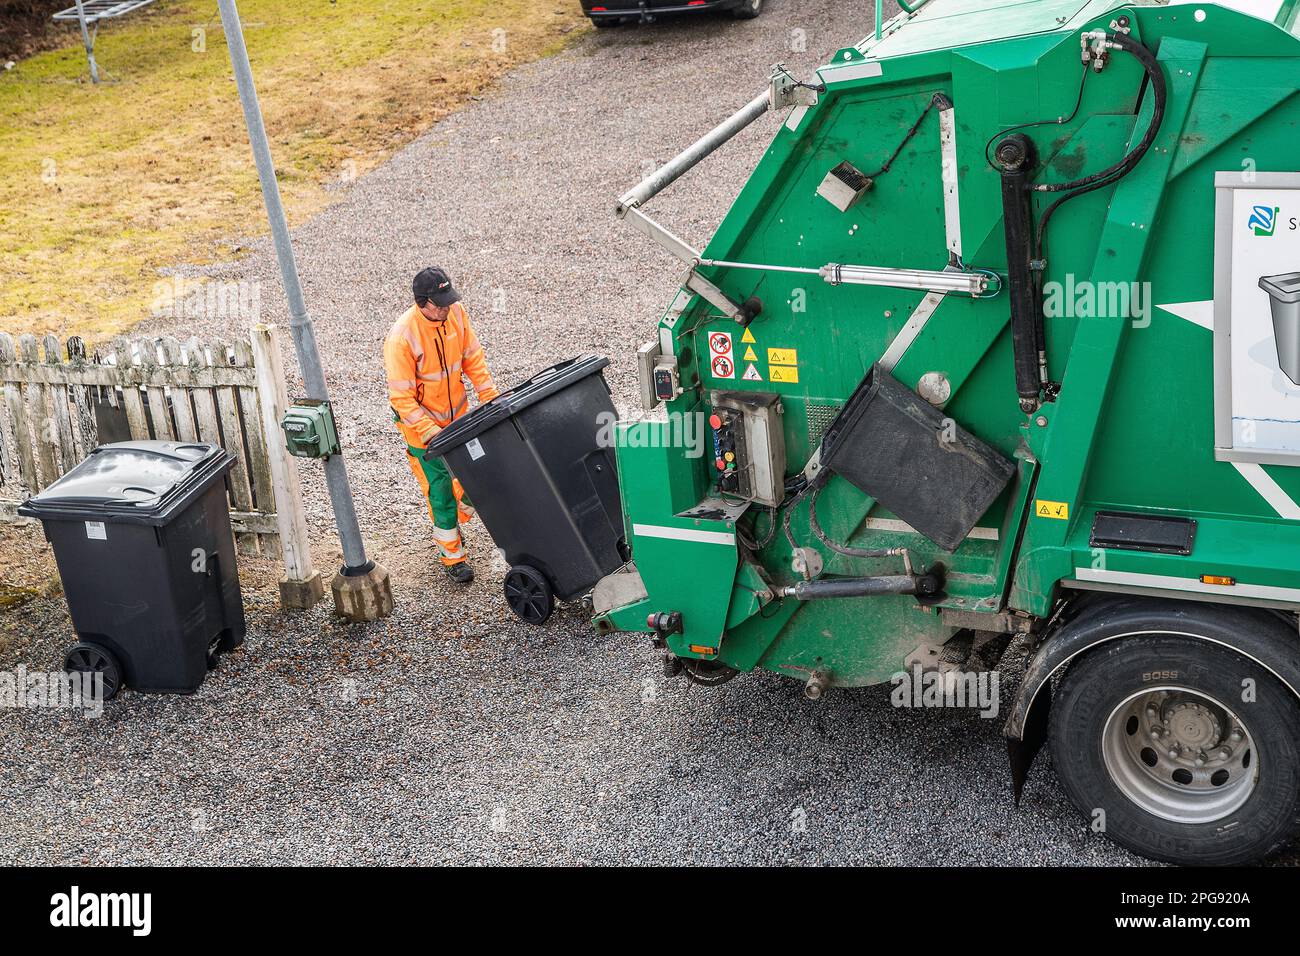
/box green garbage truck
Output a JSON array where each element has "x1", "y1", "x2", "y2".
[{"x1": 591, "y1": 0, "x2": 1300, "y2": 864}]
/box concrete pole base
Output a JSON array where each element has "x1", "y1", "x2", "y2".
[
  {"x1": 330, "y1": 563, "x2": 395, "y2": 623},
  {"x1": 279, "y1": 571, "x2": 325, "y2": 610}
]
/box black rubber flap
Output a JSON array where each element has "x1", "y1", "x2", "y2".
[
  {"x1": 17, "y1": 440, "x2": 233, "y2": 526},
  {"x1": 818, "y1": 364, "x2": 1016, "y2": 552},
  {"x1": 425, "y1": 355, "x2": 610, "y2": 455}
]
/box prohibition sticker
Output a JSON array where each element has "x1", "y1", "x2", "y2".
[{"x1": 708, "y1": 330, "x2": 736, "y2": 379}]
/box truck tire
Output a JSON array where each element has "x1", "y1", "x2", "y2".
[
  {"x1": 732, "y1": 0, "x2": 763, "y2": 19},
  {"x1": 1049, "y1": 633, "x2": 1300, "y2": 865}
]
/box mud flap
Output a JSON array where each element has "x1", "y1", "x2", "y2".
[{"x1": 1007, "y1": 680, "x2": 1050, "y2": 806}]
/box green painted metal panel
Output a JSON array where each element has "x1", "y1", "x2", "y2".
[{"x1": 597, "y1": 1, "x2": 1300, "y2": 688}]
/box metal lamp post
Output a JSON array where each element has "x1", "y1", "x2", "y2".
[{"x1": 217, "y1": 0, "x2": 393, "y2": 622}]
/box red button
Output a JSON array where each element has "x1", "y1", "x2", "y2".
[
  {"x1": 716, "y1": 458, "x2": 726, "y2": 471},
  {"x1": 709, "y1": 414, "x2": 723, "y2": 430}
]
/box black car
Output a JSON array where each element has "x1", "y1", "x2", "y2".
[{"x1": 582, "y1": 0, "x2": 763, "y2": 27}]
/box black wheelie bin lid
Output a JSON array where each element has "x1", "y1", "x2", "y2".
[
  {"x1": 17, "y1": 440, "x2": 234, "y2": 527},
  {"x1": 425, "y1": 355, "x2": 610, "y2": 457}
]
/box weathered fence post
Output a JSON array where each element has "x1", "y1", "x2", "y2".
[{"x1": 249, "y1": 324, "x2": 324, "y2": 609}]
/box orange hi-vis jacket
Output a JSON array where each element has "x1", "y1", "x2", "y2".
[{"x1": 384, "y1": 303, "x2": 499, "y2": 447}]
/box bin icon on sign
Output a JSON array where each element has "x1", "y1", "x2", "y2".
[{"x1": 1260, "y1": 272, "x2": 1300, "y2": 386}]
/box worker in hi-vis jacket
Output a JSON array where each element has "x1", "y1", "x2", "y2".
[{"x1": 384, "y1": 267, "x2": 500, "y2": 583}]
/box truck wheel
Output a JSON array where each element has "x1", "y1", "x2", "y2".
[
  {"x1": 1049, "y1": 633, "x2": 1300, "y2": 865},
  {"x1": 732, "y1": 0, "x2": 763, "y2": 18},
  {"x1": 681, "y1": 658, "x2": 739, "y2": 686},
  {"x1": 504, "y1": 565, "x2": 554, "y2": 625},
  {"x1": 64, "y1": 642, "x2": 122, "y2": 701}
]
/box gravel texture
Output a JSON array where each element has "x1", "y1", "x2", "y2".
[{"x1": 3, "y1": 0, "x2": 1296, "y2": 866}]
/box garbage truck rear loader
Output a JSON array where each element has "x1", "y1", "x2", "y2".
[{"x1": 591, "y1": 0, "x2": 1300, "y2": 864}]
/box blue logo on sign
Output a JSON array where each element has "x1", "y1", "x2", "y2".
[{"x1": 1249, "y1": 204, "x2": 1279, "y2": 237}]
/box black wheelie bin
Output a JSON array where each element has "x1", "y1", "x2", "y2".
[
  {"x1": 17, "y1": 440, "x2": 246, "y2": 699},
  {"x1": 424, "y1": 355, "x2": 627, "y2": 625}
]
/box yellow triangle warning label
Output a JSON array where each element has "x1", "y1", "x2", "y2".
[
  {"x1": 741, "y1": 327, "x2": 757, "y2": 344},
  {"x1": 743, "y1": 346, "x2": 758, "y2": 362},
  {"x1": 743, "y1": 363, "x2": 763, "y2": 382}
]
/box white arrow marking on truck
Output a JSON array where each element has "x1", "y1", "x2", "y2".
[
  {"x1": 879, "y1": 291, "x2": 945, "y2": 371},
  {"x1": 633, "y1": 524, "x2": 736, "y2": 546},
  {"x1": 1232, "y1": 462, "x2": 1300, "y2": 520},
  {"x1": 1155, "y1": 300, "x2": 1213, "y2": 330}
]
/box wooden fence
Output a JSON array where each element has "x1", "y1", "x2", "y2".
[{"x1": 0, "y1": 326, "x2": 318, "y2": 601}]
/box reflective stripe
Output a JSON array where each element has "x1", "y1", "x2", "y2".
[
  {"x1": 401, "y1": 324, "x2": 424, "y2": 363},
  {"x1": 463, "y1": 342, "x2": 483, "y2": 360},
  {"x1": 400, "y1": 409, "x2": 434, "y2": 426},
  {"x1": 388, "y1": 379, "x2": 418, "y2": 390},
  {"x1": 418, "y1": 362, "x2": 462, "y2": 383},
  {"x1": 432, "y1": 524, "x2": 464, "y2": 561},
  {"x1": 428, "y1": 398, "x2": 469, "y2": 424},
  {"x1": 449, "y1": 303, "x2": 468, "y2": 339}
]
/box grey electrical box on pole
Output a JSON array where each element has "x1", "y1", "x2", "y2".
[{"x1": 216, "y1": 0, "x2": 393, "y2": 623}]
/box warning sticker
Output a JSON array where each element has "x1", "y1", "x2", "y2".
[
  {"x1": 743, "y1": 346, "x2": 758, "y2": 363},
  {"x1": 708, "y1": 330, "x2": 735, "y2": 380},
  {"x1": 743, "y1": 363, "x2": 763, "y2": 382},
  {"x1": 771, "y1": 365, "x2": 799, "y2": 384},
  {"x1": 1035, "y1": 500, "x2": 1070, "y2": 520},
  {"x1": 768, "y1": 347, "x2": 798, "y2": 366},
  {"x1": 741, "y1": 327, "x2": 757, "y2": 344}
]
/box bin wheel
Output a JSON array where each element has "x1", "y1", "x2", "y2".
[
  {"x1": 504, "y1": 565, "x2": 554, "y2": 625},
  {"x1": 64, "y1": 642, "x2": 122, "y2": 701}
]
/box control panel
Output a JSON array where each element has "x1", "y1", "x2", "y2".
[
  {"x1": 710, "y1": 406, "x2": 749, "y2": 497},
  {"x1": 708, "y1": 391, "x2": 786, "y2": 507}
]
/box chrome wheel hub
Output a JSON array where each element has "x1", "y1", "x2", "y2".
[{"x1": 1102, "y1": 686, "x2": 1258, "y2": 824}]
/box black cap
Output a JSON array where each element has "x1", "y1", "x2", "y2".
[{"x1": 412, "y1": 267, "x2": 460, "y2": 308}]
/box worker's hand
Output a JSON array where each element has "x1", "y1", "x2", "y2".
[{"x1": 479, "y1": 388, "x2": 501, "y2": 404}]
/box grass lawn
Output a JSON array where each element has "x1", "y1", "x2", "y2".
[{"x1": 0, "y1": 0, "x2": 587, "y2": 342}]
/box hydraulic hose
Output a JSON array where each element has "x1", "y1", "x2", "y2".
[
  {"x1": 1034, "y1": 32, "x2": 1167, "y2": 195},
  {"x1": 808, "y1": 484, "x2": 903, "y2": 559},
  {"x1": 1033, "y1": 31, "x2": 1168, "y2": 262}
]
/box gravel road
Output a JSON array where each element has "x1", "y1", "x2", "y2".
[{"x1": 3, "y1": 0, "x2": 1295, "y2": 866}]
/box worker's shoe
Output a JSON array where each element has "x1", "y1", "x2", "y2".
[{"x1": 444, "y1": 562, "x2": 475, "y2": 584}]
